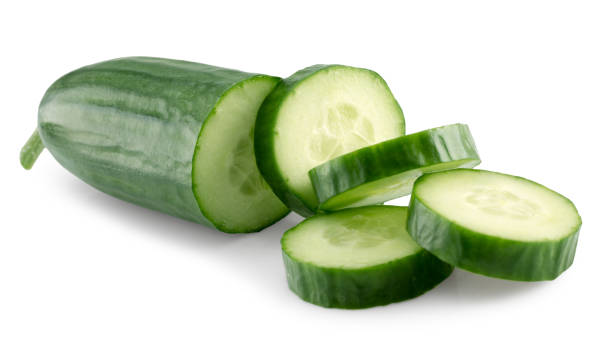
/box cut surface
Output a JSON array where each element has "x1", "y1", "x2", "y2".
[
  {"x1": 283, "y1": 206, "x2": 419, "y2": 269},
  {"x1": 415, "y1": 169, "x2": 580, "y2": 241},
  {"x1": 268, "y1": 65, "x2": 405, "y2": 214},
  {"x1": 193, "y1": 77, "x2": 288, "y2": 232}
]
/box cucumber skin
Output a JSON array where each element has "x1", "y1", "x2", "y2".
[
  {"x1": 407, "y1": 171, "x2": 581, "y2": 281},
  {"x1": 309, "y1": 123, "x2": 480, "y2": 209},
  {"x1": 255, "y1": 65, "x2": 405, "y2": 217},
  {"x1": 282, "y1": 248, "x2": 453, "y2": 309},
  {"x1": 38, "y1": 57, "x2": 283, "y2": 232}
]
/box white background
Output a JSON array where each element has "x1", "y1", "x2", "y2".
[{"x1": 1, "y1": 1, "x2": 611, "y2": 343}]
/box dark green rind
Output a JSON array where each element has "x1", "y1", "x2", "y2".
[
  {"x1": 407, "y1": 169, "x2": 582, "y2": 281},
  {"x1": 309, "y1": 123, "x2": 480, "y2": 210},
  {"x1": 38, "y1": 57, "x2": 286, "y2": 232},
  {"x1": 281, "y1": 206, "x2": 453, "y2": 309},
  {"x1": 255, "y1": 65, "x2": 405, "y2": 217}
]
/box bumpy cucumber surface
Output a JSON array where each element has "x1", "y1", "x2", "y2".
[
  {"x1": 309, "y1": 123, "x2": 480, "y2": 211},
  {"x1": 282, "y1": 206, "x2": 453, "y2": 309},
  {"x1": 255, "y1": 65, "x2": 405, "y2": 217},
  {"x1": 34, "y1": 57, "x2": 288, "y2": 233},
  {"x1": 407, "y1": 169, "x2": 581, "y2": 281}
]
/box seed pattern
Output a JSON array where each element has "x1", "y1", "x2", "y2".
[
  {"x1": 466, "y1": 188, "x2": 541, "y2": 219},
  {"x1": 229, "y1": 133, "x2": 266, "y2": 196},
  {"x1": 307, "y1": 103, "x2": 374, "y2": 162},
  {"x1": 323, "y1": 215, "x2": 397, "y2": 248}
]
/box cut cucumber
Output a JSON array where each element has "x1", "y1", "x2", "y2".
[
  {"x1": 407, "y1": 169, "x2": 581, "y2": 281},
  {"x1": 281, "y1": 206, "x2": 453, "y2": 309},
  {"x1": 255, "y1": 65, "x2": 405, "y2": 217},
  {"x1": 309, "y1": 123, "x2": 480, "y2": 211},
  {"x1": 28, "y1": 57, "x2": 288, "y2": 233}
]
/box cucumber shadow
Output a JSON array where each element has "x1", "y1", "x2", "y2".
[
  {"x1": 430, "y1": 268, "x2": 548, "y2": 302},
  {"x1": 58, "y1": 173, "x2": 302, "y2": 289}
]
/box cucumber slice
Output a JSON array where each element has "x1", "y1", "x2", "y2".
[
  {"x1": 282, "y1": 206, "x2": 453, "y2": 309},
  {"x1": 309, "y1": 123, "x2": 480, "y2": 211},
  {"x1": 255, "y1": 65, "x2": 405, "y2": 217},
  {"x1": 33, "y1": 57, "x2": 288, "y2": 233},
  {"x1": 407, "y1": 169, "x2": 581, "y2": 281}
]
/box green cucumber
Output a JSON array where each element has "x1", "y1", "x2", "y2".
[
  {"x1": 309, "y1": 123, "x2": 480, "y2": 211},
  {"x1": 281, "y1": 205, "x2": 453, "y2": 309},
  {"x1": 255, "y1": 65, "x2": 405, "y2": 217},
  {"x1": 23, "y1": 57, "x2": 288, "y2": 233},
  {"x1": 407, "y1": 169, "x2": 581, "y2": 281}
]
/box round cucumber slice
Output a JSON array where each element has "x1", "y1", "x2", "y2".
[
  {"x1": 407, "y1": 169, "x2": 581, "y2": 281},
  {"x1": 309, "y1": 123, "x2": 480, "y2": 211},
  {"x1": 193, "y1": 76, "x2": 289, "y2": 232},
  {"x1": 255, "y1": 65, "x2": 405, "y2": 217},
  {"x1": 281, "y1": 206, "x2": 453, "y2": 309}
]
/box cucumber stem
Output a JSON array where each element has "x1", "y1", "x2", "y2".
[{"x1": 20, "y1": 128, "x2": 45, "y2": 170}]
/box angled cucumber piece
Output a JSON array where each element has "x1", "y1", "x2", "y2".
[
  {"x1": 407, "y1": 169, "x2": 581, "y2": 281},
  {"x1": 28, "y1": 57, "x2": 288, "y2": 233},
  {"x1": 255, "y1": 65, "x2": 405, "y2": 217},
  {"x1": 309, "y1": 123, "x2": 480, "y2": 211},
  {"x1": 282, "y1": 206, "x2": 453, "y2": 309}
]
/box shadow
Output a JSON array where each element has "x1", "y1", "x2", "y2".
[
  {"x1": 53, "y1": 173, "x2": 549, "y2": 306},
  {"x1": 56, "y1": 173, "x2": 303, "y2": 287},
  {"x1": 431, "y1": 268, "x2": 548, "y2": 302}
]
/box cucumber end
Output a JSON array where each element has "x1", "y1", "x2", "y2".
[{"x1": 20, "y1": 128, "x2": 45, "y2": 170}]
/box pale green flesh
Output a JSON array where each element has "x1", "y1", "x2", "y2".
[
  {"x1": 194, "y1": 78, "x2": 287, "y2": 231},
  {"x1": 275, "y1": 68, "x2": 404, "y2": 209},
  {"x1": 416, "y1": 170, "x2": 581, "y2": 241},
  {"x1": 321, "y1": 159, "x2": 479, "y2": 210},
  {"x1": 284, "y1": 207, "x2": 419, "y2": 269}
]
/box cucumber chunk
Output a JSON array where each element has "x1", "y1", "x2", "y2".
[
  {"x1": 282, "y1": 206, "x2": 453, "y2": 309},
  {"x1": 255, "y1": 65, "x2": 405, "y2": 217},
  {"x1": 309, "y1": 123, "x2": 480, "y2": 211},
  {"x1": 35, "y1": 57, "x2": 288, "y2": 233},
  {"x1": 407, "y1": 169, "x2": 581, "y2": 281}
]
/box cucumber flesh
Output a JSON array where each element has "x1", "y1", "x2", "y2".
[
  {"x1": 407, "y1": 169, "x2": 581, "y2": 281},
  {"x1": 309, "y1": 124, "x2": 480, "y2": 211},
  {"x1": 193, "y1": 77, "x2": 289, "y2": 231},
  {"x1": 282, "y1": 206, "x2": 453, "y2": 308},
  {"x1": 256, "y1": 65, "x2": 405, "y2": 216}
]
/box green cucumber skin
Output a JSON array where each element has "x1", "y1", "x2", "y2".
[
  {"x1": 38, "y1": 57, "x2": 281, "y2": 231},
  {"x1": 309, "y1": 123, "x2": 480, "y2": 208},
  {"x1": 255, "y1": 65, "x2": 405, "y2": 217},
  {"x1": 407, "y1": 171, "x2": 581, "y2": 281},
  {"x1": 282, "y1": 248, "x2": 453, "y2": 309}
]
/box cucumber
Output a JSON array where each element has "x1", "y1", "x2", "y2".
[
  {"x1": 281, "y1": 206, "x2": 453, "y2": 309},
  {"x1": 407, "y1": 169, "x2": 581, "y2": 281},
  {"x1": 309, "y1": 123, "x2": 480, "y2": 211},
  {"x1": 255, "y1": 65, "x2": 405, "y2": 217},
  {"x1": 23, "y1": 57, "x2": 288, "y2": 233}
]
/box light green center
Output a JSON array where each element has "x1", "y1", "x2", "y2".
[
  {"x1": 307, "y1": 103, "x2": 375, "y2": 163},
  {"x1": 466, "y1": 188, "x2": 541, "y2": 220}
]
